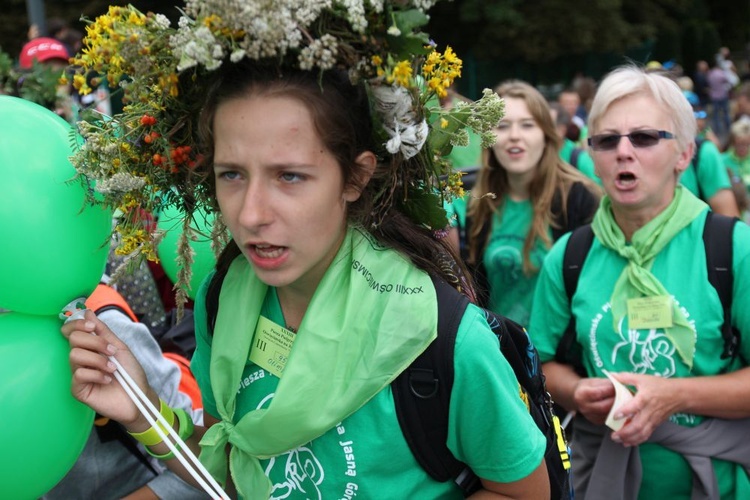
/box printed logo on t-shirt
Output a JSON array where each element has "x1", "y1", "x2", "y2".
[
  {"x1": 485, "y1": 234, "x2": 545, "y2": 286},
  {"x1": 588, "y1": 298, "x2": 697, "y2": 425},
  {"x1": 253, "y1": 393, "x2": 361, "y2": 499},
  {"x1": 486, "y1": 242, "x2": 523, "y2": 286}
]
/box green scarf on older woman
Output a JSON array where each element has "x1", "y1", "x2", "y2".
[{"x1": 591, "y1": 186, "x2": 707, "y2": 370}]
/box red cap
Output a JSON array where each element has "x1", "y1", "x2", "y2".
[{"x1": 19, "y1": 37, "x2": 69, "y2": 69}]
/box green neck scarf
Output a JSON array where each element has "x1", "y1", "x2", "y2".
[
  {"x1": 199, "y1": 227, "x2": 437, "y2": 499},
  {"x1": 591, "y1": 187, "x2": 707, "y2": 370}
]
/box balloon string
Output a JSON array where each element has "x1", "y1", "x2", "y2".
[
  {"x1": 61, "y1": 302, "x2": 229, "y2": 499},
  {"x1": 108, "y1": 356, "x2": 229, "y2": 500}
]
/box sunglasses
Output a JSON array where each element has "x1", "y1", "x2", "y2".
[{"x1": 588, "y1": 129, "x2": 675, "y2": 151}]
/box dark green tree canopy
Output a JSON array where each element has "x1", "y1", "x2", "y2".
[{"x1": 0, "y1": 0, "x2": 746, "y2": 92}]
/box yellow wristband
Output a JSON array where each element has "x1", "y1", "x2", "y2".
[
  {"x1": 127, "y1": 399, "x2": 175, "y2": 447},
  {"x1": 145, "y1": 408, "x2": 195, "y2": 460}
]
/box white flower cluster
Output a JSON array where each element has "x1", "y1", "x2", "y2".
[
  {"x1": 72, "y1": 121, "x2": 120, "y2": 179},
  {"x1": 340, "y1": 0, "x2": 368, "y2": 33},
  {"x1": 372, "y1": 85, "x2": 429, "y2": 159},
  {"x1": 152, "y1": 13, "x2": 172, "y2": 30},
  {"x1": 298, "y1": 34, "x2": 338, "y2": 70},
  {"x1": 170, "y1": 18, "x2": 225, "y2": 71},
  {"x1": 467, "y1": 88, "x2": 506, "y2": 148},
  {"x1": 183, "y1": 0, "x2": 315, "y2": 61},
  {"x1": 178, "y1": 0, "x2": 423, "y2": 72},
  {"x1": 410, "y1": 0, "x2": 439, "y2": 10},
  {"x1": 95, "y1": 173, "x2": 147, "y2": 194}
]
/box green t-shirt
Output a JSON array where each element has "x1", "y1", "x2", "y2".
[
  {"x1": 560, "y1": 138, "x2": 601, "y2": 186},
  {"x1": 528, "y1": 210, "x2": 750, "y2": 499},
  {"x1": 192, "y1": 277, "x2": 546, "y2": 499},
  {"x1": 451, "y1": 195, "x2": 548, "y2": 325},
  {"x1": 681, "y1": 140, "x2": 731, "y2": 200},
  {"x1": 723, "y1": 150, "x2": 750, "y2": 194}
]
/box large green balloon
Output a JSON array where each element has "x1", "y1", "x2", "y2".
[
  {"x1": 0, "y1": 312, "x2": 94, "y2": 498},
  {"x1": 157, "y1": 204, "x2": 218, "y2": 300},
  {"x1": 0, "y1": 96, "x2": 112, "y2": 315}
]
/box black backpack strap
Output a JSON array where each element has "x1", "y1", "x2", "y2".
[
  {"x1": 206, "y1": 266, "x2": 230, "y2": 336},
  {"x1": 554, "y1": 224, "x2": 594, "y2": 375},
  {"x1": 464, "y1": 213, "x2": 492, "y2": 309},
  {"x1": 692, "y1": 138, "x2": 705, "y2": 201},
  {"x1": 703, "y1": 211, "x2": 739, "y2": 359},
  {"x1": 562, "y1": 225, "x2": 594, "y2": 305},
  {"x1": 550, "y1": 182, "x2": 598, "y2": 242},
  {"x1": 550, "y1": 189, "x2": 564, "y2": 241},
  {"x1": 392, "y1": 275, "x2": 478, "y2": 494}
]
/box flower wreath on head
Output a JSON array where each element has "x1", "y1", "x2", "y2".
[{"x1": 69, "y1": 0, "x2": 504, "y2": 311}]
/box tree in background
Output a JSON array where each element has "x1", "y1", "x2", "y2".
[
  {"x1": 426, "y1": 0, "x2": 748, "y2": 96},
  {"x1": 0, "y1": 0, "x2": 746, "y2": 96}
]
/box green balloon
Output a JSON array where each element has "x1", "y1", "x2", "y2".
[
  {"x1": 157, "y1": 204, "x2": 218, "y2": 300},
  {"x1": 0, "y1": 312, "x2": 94, "y2": 498},
  {"x1": 0, "y1": 96, "x2": 112, "y2": 315}
]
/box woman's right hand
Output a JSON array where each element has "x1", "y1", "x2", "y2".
[
  {"x1": 573, "y1": 377, "x2": 616, "y2": 426},
  {"x1": 61, "y1": 309, "x2": 157, "y2": 430}
]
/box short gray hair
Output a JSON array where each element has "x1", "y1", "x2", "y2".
[{"x1": 588, "y1": 65, "x2": 696, "y2": 152}]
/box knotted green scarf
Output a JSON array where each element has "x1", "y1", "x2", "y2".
[
  {"x1": 591, "y1": 186, "x2": 707, "y2": 370},
  {"x1": 199, "y1": 227, "x2": 437, "y2": 499}
]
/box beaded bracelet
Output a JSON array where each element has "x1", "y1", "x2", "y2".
[
  {"x1": 145, "y1": 408, "x2": 195, "y2": 460},
  {"x1": 127, "y1": 399, "x2": 175, "y2": 447}
]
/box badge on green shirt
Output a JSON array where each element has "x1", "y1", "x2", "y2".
[
  {"x1": 627, "y1": 295, "x2": 673, "y2": 330},
  {"x1": 249, "y1": 315, "x2": 297, "y2": 378}
]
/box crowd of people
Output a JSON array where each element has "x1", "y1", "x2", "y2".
[
  {"x1": 0, "y1": 17, "x2": 112, "y2": 124},
  {"x1": 4, "y1": 2, "x2": 750, "y2": 499}
]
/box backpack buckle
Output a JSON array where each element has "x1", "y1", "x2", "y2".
[{"x1": 408, "y1": 368, "x2": 439, "y2": 399}]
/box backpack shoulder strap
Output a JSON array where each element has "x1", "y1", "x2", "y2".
[
  {"x1": 85, "y1": 283, "x2": 139, "y2": 323},
  {"x1": 464, "y1": 212, "x2": 492, "y2": 309},
  {"x1": 692, "y1": 138, "x2": 706, "y2": 200},
  {"x1": 551, "y1": 182, "x2": 598, "y2": 242},
  {"x1": 554, "y1": 224, "x2": 594, "y2": 374},
  {"x1": 392, "y1": 275, "x2": 472, "y2": 489},
  {"x1": 206, "y1": 266, "x2": 230, "y2": 335},
  {"x1": 562, "y1": 224, "x2": 594, "y2": 301},
  {"x1": 703, "y1": 211, "x2": 739, "y2": 359}
]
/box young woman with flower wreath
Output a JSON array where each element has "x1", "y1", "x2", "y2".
[{"x1": 61, "y1": 1, "x2": 549, "y2": 498}]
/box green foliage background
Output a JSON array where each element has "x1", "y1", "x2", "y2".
[{"x1": 0, "y1": 0, "x2": 747, "y2": 99}]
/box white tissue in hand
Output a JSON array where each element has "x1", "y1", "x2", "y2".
[{"x1": 603, "y1": 370, "x2": 634, "y2": 432}]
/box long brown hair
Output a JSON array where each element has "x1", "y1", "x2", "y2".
[{"x1": 467, "y1": 80, "x2": 600, "y2": 274}]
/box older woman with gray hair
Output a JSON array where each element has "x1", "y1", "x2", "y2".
[{"x1": 529, "y1": 65, "x2": 750, "y2": 499}]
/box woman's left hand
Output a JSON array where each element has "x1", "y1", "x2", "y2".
[{"x1": 608, "y1": 372, "x2": 683, "y2": 446}]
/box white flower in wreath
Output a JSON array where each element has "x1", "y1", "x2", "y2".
[
  {"x1": 373, "y1": 85, "x2": 428, "y2": 158},
  {"x1": 385, "y1": 118, "x2": 429, "y2": 159}
]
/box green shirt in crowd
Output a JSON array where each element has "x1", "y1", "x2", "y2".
[
  {"x1": 559, "y1": 138, "x2": 601, "y2": 186},
  {"x1": 680, "y1": 140, "x2": 731, "y2": 200},
  {"x1": 723, "y1": 149, "x2": 750, "y2": 195},
  {"x1": 450, "y1": 195, "x2": 548, "y2": 326}
]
